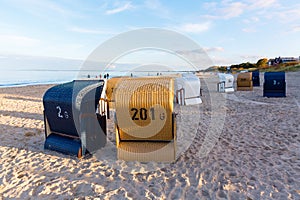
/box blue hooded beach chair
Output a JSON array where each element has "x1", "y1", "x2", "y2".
[
  {"x1": 43, "y1": 80, "x2": 107, "y2": 158},
  {"x1": 263, "y1": 72, "x2": 286, "y2": 97},
  {"x1": 252, "y1": 70, "x2": 260, "y2": 87}
]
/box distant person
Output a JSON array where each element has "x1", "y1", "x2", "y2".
[
  {"x1": 106, "y1": 73, "x2": 109, "y2": 79},
  {"x1": 131, "y1": 73, "x2": 133, "y2": 77},
  {"x1": 99, "y1": 74, "x2": 102, "y2": 79},
  {"x1": 104, "y1": 74, "x2": 107, "y2": 79},
  {"x1": 87, "y1": 74, "x2": 90, "y2": 78}
]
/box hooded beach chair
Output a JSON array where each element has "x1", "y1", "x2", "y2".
[
  {"x1": 175, "y1": 73, "x2": 202, "y2": 105},
  {"x1": 252, "y1": 70, "x2": 260, "y2": 87},
  {"x1": 263, "y1": 72, "x2": 286, "y2": 97},
  {"x1": 237, "y1": 72, "x2": 253, "y2": 91},
  {"x1": 217, "y1": 73, "x2": 234, "y2": 93},
  {"x1": 113, "y1": 77, "x2": 176, "y2": 162},
  {"x1": 43, "y1": 80, "x2": 107, "y2": 158},
  {"x1": 105, "y1": 76, "x2": 132, "y2": 110}
]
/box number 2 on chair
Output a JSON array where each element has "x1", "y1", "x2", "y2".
[{"x1": 56, "y1": 106, "x2": 63, "y2": 118}]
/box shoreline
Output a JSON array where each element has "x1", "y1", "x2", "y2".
[
  {"x1": 0, "y1": 81, "x2": 62, "y2": 89},
  {"x1": 1, "y1": 70, "x2": 300, "y2": 89}
]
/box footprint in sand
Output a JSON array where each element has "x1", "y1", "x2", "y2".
[
  {"x1": 24, "y1": 131, "x2": 35, "y2": 137},
  {"x1": 294, "y1": 98, "x2": 300, "y2": 109}
]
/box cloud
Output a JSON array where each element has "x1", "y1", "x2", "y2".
[
  {"x1": 0, "y1": 34, "x2": 40, "y2": 46},
  {"x1": 69, "y1": 27, "x2": 114, "y2": 34},
  {"x1": 209, "y1": 56, "x2": 233, "y2": 66},
  {"x1": 203, "y1": 1, "x2": 246, "y2": 19},
  {"x1": 144, "y1": 0, "x2": 162, "y2": 10},
  {"x1": 240, "y1": 54, "x2": 261, "y2": 62},
  {"x1": 177, "y1": 22, "x2": 211, "y2": 33},
  {"x1": 105, "y1": 1, "x2": 133, "y2": 15},
  {"x1": 253, "y1": 2, "x2": 300, "y2": 28},
  {"x1": 0, "y1": 35, "x2": 44, "y2": 54},
  {"x1": 243, "y1": 17, "x2": 260, "y2": 24},
  {"x1": 8, "y1": 0, "x2": 83, "y2": 19},
  {"x1": 211, "y1": 54, "x2": 262, "y2": 66},
  {"x1": 0, "y1": 55, "x2": 7, "y2": 59},
  {"x1": 248, "y1": 0, "x2": 278, "y2": 9},
  {"x1": 204, "y1": 0, "x2": 279, "y2": 20},
  {"x1": 144, "y1": 0, "x2": 170, "y2": 18},
  {"x1": 277, "y1": 5, "x2": 300, "y2": 23},
  {"x1": 204, "y1": 47, "x2": 224, "y2": 52},
  {"x1": 289, "y1": 25, "x2": 300, "y2": 32},
  {"x1": 221, "y1": 1, "x2": 245, "y2": 19},
  {"x1": 242, "y1": 28, "x2": 257, "y2": 33}
]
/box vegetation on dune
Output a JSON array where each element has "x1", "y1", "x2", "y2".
[
  {"x1": 263, "y1": 63, "x2": 300, "y2": 72},
  {"x1": 205, "y1": 58, "x2": 300, "y2": 73}
]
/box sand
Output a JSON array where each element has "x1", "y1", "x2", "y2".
[{"x1": 0, "y1": 72, "x2": 299, "y2": 199}]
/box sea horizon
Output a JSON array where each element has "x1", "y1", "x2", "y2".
[{"x1": 0, "y1": 68, "x2": 198, "y2": 88}]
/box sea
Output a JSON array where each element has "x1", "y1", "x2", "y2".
[
  {"x1": 0, "y1": 68, "x2": 132, "y2": 88},
  {"x1": 0, "y1": 55, "x2": 197, "y2": 88},
  {"x1": 0, "y1": 54, "x2": 201, "y2": 88},
  {"x1": 0, "y1": 55, "x2": 140, "y2": 87},
  {"x1": 0, "y1": 68, "x2": 189, "y2": 88}
]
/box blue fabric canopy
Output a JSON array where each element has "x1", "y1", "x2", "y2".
[{"x1": 263, "y1": 72, "x2": 286, "y2": 97}]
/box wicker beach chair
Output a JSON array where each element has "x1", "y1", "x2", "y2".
[
  {"x1": 237, "y1": 72, "x2": 253, "y2": 91},
  {"x1": 113, "y1": 77, "x2": 176, "y2": 162}
]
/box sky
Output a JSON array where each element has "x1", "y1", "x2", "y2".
[{"x1": 0, "y1": 0, "x2": 299, "y2": 68}]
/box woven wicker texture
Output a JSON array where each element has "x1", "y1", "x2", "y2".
[
  {"x1": 237, "y1": 72, "x2": 253, "y2": 90},
  {"x1": 114, "y1": 77, "x2": 174, "y2": 141},
  {"x1": 117, "y1": 141, "x2": 176, "y2": 162},
  {"x1": 106, "y1": 77, "x2": 131, "y2": 102}
]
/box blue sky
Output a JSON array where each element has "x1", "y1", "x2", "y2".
[{"x1": 0, "y1": 0, "x2": 299, "y2": 67}]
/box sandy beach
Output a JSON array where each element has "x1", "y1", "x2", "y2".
[{"x1": 0, "y1": 72, "x2": 299, "y2": 199}]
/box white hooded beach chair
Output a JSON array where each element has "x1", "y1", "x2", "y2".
[
  {"x1": 175, "y1": 73, "x2": 202, "y2": 105},
  {"x1": 218, "y1": 73, "x2": 234, "y2": 93}
]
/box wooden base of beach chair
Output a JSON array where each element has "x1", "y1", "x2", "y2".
[
  {"x1": 117, "y1": 141, "x2": 176, "y2": 162},
  {"x1": 237, "y1": 86, "x2": 253, "y2": 91}
]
